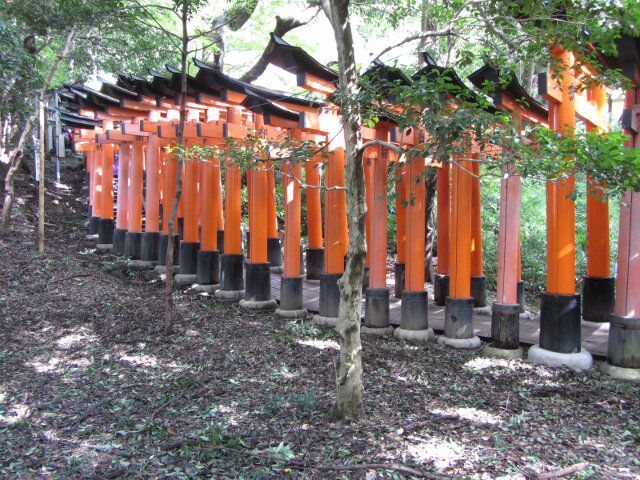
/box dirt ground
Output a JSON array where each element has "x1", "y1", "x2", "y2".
[{"x1": 0, "y1": 159, "x2": 638, "y2": 480}]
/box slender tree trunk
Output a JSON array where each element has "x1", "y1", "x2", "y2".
[
  {"x1": 322, "y1": 0, "x2": 366, "y2": 422},
  {"x1": 38, "y1": 100, "x2": 45, "y2": 253},
  {"x1": 424, "y1": 170, "x2": 436, "y2": 283},
  {"x1": 0, "y1": 28, "x2": 75, "y2": 236},
  {"x1": 164, "y1": 0, "x2": 189, "y2": 336}
]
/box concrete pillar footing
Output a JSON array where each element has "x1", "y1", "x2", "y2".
[
  {"x1": 313, "y1": 315, "x2": 339, "y2": 328},
  {"x1": 361, "y1": 325, "x2": 394, "y2": 337},
  {"x1": 482, "y1": 344, "x2": 523, "y2": 360},
  {"x1": 193, "y1": 283, "x2": 220, "y2": 294},
  {"x1": 129, "y1": 259, "x2": 156, "y2": 270},
  {"x1": 474, "y1": 306, "x2": 492, "y2": 316},
  {"x1": 270, "y1": 266, "x2": 284, "y2": 274},
  {"x1": 276, "y1": 308, "x2": 308, "y2": 319},
  {"x1": 155, "y1": 265, "x2": 180, "y2": 274},
  {"x1": 86, "y1": 234, "x2": 99, "y2": 240},
  {"x1": 437, "y1": 335, "x2": 482, "y2": 349},
  {"x1": 527, "y1": 344, "x2": 593, "y2": 371},
  {"x1": 96, "y1": 244, "x2": 113, "y2": 251},
  {"x1": 239, "y1": 298, "x2": 277, "y2": 311},
  {"x1": 215, "y1": 289, "x2": 245, "y2": 301},
  {"x1": 599, "y1": 362, "x2": 640, "y2": 381},
  {"x1": 174, "y1": 274, "x2": 197, "y2": 286},
  {"x1": 393, "y1": 327, "x2": 434, "y2": 344}
]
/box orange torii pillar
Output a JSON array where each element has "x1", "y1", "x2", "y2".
[
  {"x1": 88, "y1": 147, "x2": 102, "y2": 235},
  {"x1": 305, "y1": 154, "x2": 324, "y2": 279},
  {"x1": 158, "y1": 141, "x2": 179, "y2": 269},
  {"x1": 195, "y1": 138, "x2": 221, "y2": 290},
  {"x1": 124, "y1": 139, "x2": 144, "y2": 259},
  {"x1": 529, "y1": 48, "x2": 592, "y2": 369},
  {"x1": 97, "y1": 142, "x2": 115, "y2": 248},
  {"x1": 604, "y1": 86, "x2": 640, "y2": 377},
  {"x1": 490, "y1": 164, "x2": 522, "y2": 351},
  {"x1": 434, "y1": 163, "x2": 450, "y2": 305},
  {"x1": 277, "y1": 129, "x2": 308, "y2": 318},
  {"x1": 363, "y1": 155, "x2": 373, "y2": 290},
  {"x1": 113, "y1": 143, "x2": 131, "y2": 255},
  {"x1": 216, "y1": 107, "x2": 245, "y2": 300},
  {"x1": 582, "y1": 85, "x2": 615, "y2": 322},
  {"x1": 267, "y1": 169, "x2": 283, "y2": 270},
  {"x1": 314, "y1": 147, "x2": 347, "y2": 326},
  {"x1": 470, "y1": 160, "x2": 487, "y2": 307},
  {"x1": 140, "y1": 134, "x2": 161, "y2": 264},
  {"x1": 438, "y1": 158, "x2": 481, "y2": 349},
  {"x1": 176, "y1": 138, "x2": 200, "y2": 281},
  {"x1": 394, "y1": 159, "x2": 407, "y2": 298},
  {"x1": 363, "y1": 136, "x2": 393, "y2": 335},
  {"x1": 241, "y1": 115, "x2": 277, "y2": 310},
  {"x1": 394, "y1": 130, "x2": 434, "y2": 343},
  {"x1": 215, "y1": 153, "x2": 225, "y2": 255}
]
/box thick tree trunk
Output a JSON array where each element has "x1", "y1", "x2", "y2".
[{"x1": 322, "y1": 0, "x2": 366, "y2": 422}]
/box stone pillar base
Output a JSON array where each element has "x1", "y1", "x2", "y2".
[
  {"x1": 313, "y1": 315, "x2": 339, "y2": 328},
  {"x1": 364, "y1": 287, "x2": 390, "y2": 328},
  {"x1": 600, "y1": 362, "x2": 640, "y2": 381},
  {"x1": 240, "y1": 298, "x2": 277, "y2": 310},
  {"x1": 215, "y1": 289, "x2": 245, "y2": 301},
  {"x1": 174, "y1": 273, "x2": 197, "y2": 286},
  {"x1": 482, "y1": 344, "x2": 523, "y2": 360},
  {"x1": 394, "y1": 327, "x2": 434, "y2": 344},
  {"x1": 361, "y1": 325, "x2": 394, "y2": 337},
  {"x1": 527, "y1": 344, "x2": 593, "y2": 371},
  {"x1": 437, "y1": 335, "x2": 481, "y2": 349},
  {"x1": 276, "y1": 308, "x2": 308, "y2": 319}
]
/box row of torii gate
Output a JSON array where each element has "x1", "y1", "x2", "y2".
[{"x1": 62, "y1": 34, "x2": 640, "y2": 377}]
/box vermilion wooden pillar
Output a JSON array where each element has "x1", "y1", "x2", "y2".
[
  {"x1": 470, "y1": 160, "x2": 487, "y2": 307},
  {"x1": 97, "y1": 142, "x2": 114, "y2": 246},
  {"x1": 364, "y1": 135, "x2": 391, "y2": 332},
  {"x1": 195, "y1": 138, "x2": 220, "y2": 288},
  {"x1": 363, "y1": 155, "x2": 373, "y2": 290},
  {"x1": 124, "y1": 139, "x2": 144, "y2": 259},
  {"x1": 216, "y1": 107, "x2": 245, "y2": 299},
  {"x1": 178, "y1": 138, "x2": 201, "y2": 277},
  {"x1": 439, "y1": 159, "x2": 480, "y2": 348},
  {"x1": 393, "y1": 159, "x2": 407, "y2": 298},
  {"x1": 241, "y1": 114, "x2": 276, "y2": 310},
  {"x1": 113, "y1": 143, "x2": 130, "y2": 255},
  {"x1": 583, "y1": 84, "x2": 615, "y2": 322},
  {"x1": 395, "y1": 130, "x2": 432, "y2": 342},
  {"x1": 141, "y1": 135, "x2": 161, "y2": 263},
  {"x1": 316, "y1": 147, "x2": 347, "y2": 323},
  {"x1": 434, "y1": 163, "x2": 450, "y2": 305},
  {"x1": 266, "y1": 169, "x2": 283, "y2": 270},
  {"x1": 606, "y1": 86, "x2": 640, "y2": 375},
  {"x1": 158, "y1": 141, "x2": 178, "y2": 268},
  {"x1": 529, "y1": 48, "x2": 592, "y2": 370},
  {"x1": 88, "y1": 148, "x2": 101, "y2": 235},
  {"x1": 305, "y1": 154, "x2": 324, "y2": 279},
  {"x1": 278, "y1": 129, "x2": 306, "y2": 317}
]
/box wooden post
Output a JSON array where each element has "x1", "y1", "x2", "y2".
[
  {"x1": 124, "y1": 140, "x2": 143, "y2": 258},
  {"x1": 195, "y1": 138, "x2": 220, "y2": 287},
  {"x1": 98, "y1": 140, "x2": 114, "y2": 246},
  {"x1": 434, "y1": 162, "x2": 450, "y2": 305},
  {"x1": 141, "y1": 135, "x2": 161, "y2": 262},
  {"x1": 113, "y1": 143, "x2": 130, "y2": 254},
  {"x1": 470, "y1": 159, "x2": 487, "y2": 307},
  {"x1": 394, "y1": 159, "x2": 407, "y2": 298},
  {"x1": 305, "y1": 154, "x2": 324, "y2": 279}
]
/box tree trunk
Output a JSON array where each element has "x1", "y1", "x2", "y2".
[
  {"x1": 38, "y1": 100, "x2": 45, "y2": 253},
  {"x1": 322, "y1": 0, "x2": 366, "y2": 422},
  {"x1": 424, "y1": 170, "x2": 436, "y2": 283},
  {"x1": 0, "y1": 27, "x2": 75, "y2": 235},
  {"x1": 164, "y1": 0, "x2": 189, "y2": 336}
]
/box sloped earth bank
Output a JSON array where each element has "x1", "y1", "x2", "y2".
[{"x1": 0, "y1": 161, "x2": 639, "y2": 480}]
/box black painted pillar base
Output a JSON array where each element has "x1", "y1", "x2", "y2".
[
  {"x1": 394, "y1": 262, "x2": 405, "y2": 299},
  {"x1": 470, "y1": 275, "x2": 487, "y2": 308},
  {"x1": 220, "y1": 253, "x2": 245, "y2": 291},
  {"x1": 582, "y1": 276, "x2": 615, "y2": 323},
  {"x1": 244, "y1": 262, "x2": 272, "y2": 301},
  {"x1": 217, "y1": 229, "x2": 225, "y2": 255},
  {"x1": 197, "y1": 250, "x2": 220, "y2": 285},
  {"x1": 245, "y1": 231, "x2": 250, "y2": 257},
  {"x1": 179, "y1": 241, "x2": 200, "y2": 275},
  {"x1": 113, "y1": 229, "x2": 127, "y2": 255},
  {"x1": 491, "y1": 303, "x2": 521, "y2": 349},
  {"x1": 280, "y1": 276, "x2": 305, "y2": 311},
  {"x1": 434, "y1": 273, "x2": 449, "y2": 306},
  {"x1": 400, "y1": 290, "x2": 429, "y2": 330},
  {"x1": 141, "y1": 232, "x2": 160, "y2": 262},
  {"x1": 98, "y1": 218, "x2": 114, "y2": 245},
  {"x1": 124, "y1": 232, "x2": 142, "y2": 259},
  {"x1": 539, "y1": 292, "x2": 581, "y2": 354},
  {"x1": 158, "y1": 234, "x2": 179, "y2": 266},
  {"x1": 305, "y1": 248, "x2": 324, "y2": 280},
  {"x1": 87, "y1": 203, "x2": 92, "y2": 221},
  {"x1": 517, "y1": 280, "x2": 525, "y2": 312},
  {"x1": 177, "y1": 217, "x2": 184, "y2": 240},
  {"x1": 444, "y1": 297, "x2": 475, "y2": 339},
  {"x1": 89, "y1": 216, "x2": 101, "y2": 235},
  {"x1": 267, "y1": 237, "x2": 282, "y2": 267},
  {"x1": 364, "y1": 287, "x2": 390, "y2": 328},
  {"x1": 362, "y1": 267, "x2": 370, "y2": 292},
  {"x1": 319, "y1": 272, "x2": 342, "y2": 318},
  {"x1": 607, "y1": 314, "x2": 640, "y2": 369}
]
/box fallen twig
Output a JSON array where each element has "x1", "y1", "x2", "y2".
[
  {"x1": 47, "y1": 272, "x2": 92, "y2": 285},
  {"x1": 151, "y1": 400, "x2": 173, "y2": 422},
  {"x1": 535, "y1": 462, "x2": 590, "y2": 479},
  {"x1": 70, "y1": 397, "x2": 111, "y2": 425}
]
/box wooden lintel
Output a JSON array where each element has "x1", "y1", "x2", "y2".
[
  {"x1": 120, "y1": 123, "x2": 151, "y2": 136},
  {"x1": 140, "y1": 120, "x2": 166, "y2": 133},
  {"x1": 95, "y1": 111, "x2": 133, "y2": 122},
  {"x1": 361, "y1": 126, "x2": 376, "y2": 142},
  {"x1": 221, "y1": 89, "x2": 247, "y2": 104},
  {"x1": 106, "y1": 130, "x2": 144, "y2": 142},
  {"x1": 195, "y1": 92, "x2": 233, "y2": 109},
  {"x1": 264, "y1": 114, "x2": 299, "y2": 130},
  {"x1": 74, "y1": 142, "x2": 95, "y2": 151},
  {"x1": 105, "y1": 105, "x2": 148, "y2": 119},
  {"x1": 157, "y1": 122, "x2": 199, "y2": 138},
  {"x1": 197, "y1": 122, "x2": 225, "y2": 138},
  {"x1": 497, "y1": 93, "x2": 549, "y2": 127},
  {"x1": 296, "y1": 71, "x2": 337, "y2": 96}
]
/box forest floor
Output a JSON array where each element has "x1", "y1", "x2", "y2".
[{"x1": 0, "y1": 158, "x2": 639, "y2": 480}]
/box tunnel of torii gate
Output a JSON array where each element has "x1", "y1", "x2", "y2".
[{"x1": 60, "y1": 32, "x2": 640, "y2": 377}]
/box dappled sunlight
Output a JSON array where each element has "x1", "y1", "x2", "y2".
[
  {"x1": 28, "y1": 356, "x2": 63, "y2": 373},
  {"x1": 296, "y1": 338, "x2": 340, "y2": 350},
  {"x1": 54, "y1": 329, "x2": 99, "y2": 350},
  {"x1": 119, "y1": 353, "x2": 160, "y2": 367},
  {"x1": 405, "y1": 437, "x2": 465, "y2": 469},
  {"x1": 1, "y1": 403, "x2": 32, "y2": 426},
  {"x1": 448, "y1": 407, "x2": 502, "y2": 425}
]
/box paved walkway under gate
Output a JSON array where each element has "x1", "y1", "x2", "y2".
[{"x1": 269, "y1": 273, "x2": 611, "y2": 358}]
